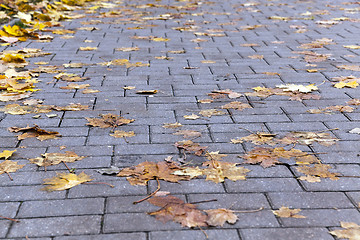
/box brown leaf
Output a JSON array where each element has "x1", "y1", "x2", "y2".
[
  {"x1": 273, "y1": 207, "x2": 306, "y2": 218},
  {"x1": 329, "y1": 222, "x2": 360, "y2": 240},
  {"x1": 0, "y1": 160, "x2": 24, "y2": 176},
  {"x1": 8, "y1": 125, "x2": 61, "y2": 141},
  {"x1": 231, "y1": 132, "x2": 277, "y2": 145},
  {"x1": 308, "y1": 105, "x2": 354, "y2": 114},
  {"x1": 118, "y1": 161, "x2": 190, "y2": 185},
  {"x1": 110, "y1": 130, "x2": 135, "y2": 138},
  {"x1": 41, "y1": 172, "x2": 93, "y2": 192},
  {"x1": 279, "y1": 131, "x2": 338, "y2": 146},
  {"x1": 202, "y1": 160, "x2": 250, "y2": 183},
  {"x1": 163, "y1": 122, "x2": 182, "y2": 128},
  {"x1": 29, "y1": 151, "x2": 86, "y2": 168},
  {"x1": 199, "y1": 109, "x2": 226, "y2": 118},
  {"x1": 60, "y1": 83, "x2": 90, "y2": 90},
  {"x1": 175, "y1": 140, "x2": 208, "y2": 156},
  {"x1": 221, "y1": 101, "x2": 251, "y2": 111},
  {"x1": 173, "y1": 130, "x2": 201, "y2": 139},
  {"x1": 296, "y1": 164, "x2": 340, "y2": 181},
  {"x1": 205, "y1": 209, "x2": 238, "y2": 226},
  {"x1": 147, "y1": 195, "x2": 208, "y2": 228},
  {"x1": 86, "y1": 114, "x2": 134, "y2": 129},
  {"x1": 0, "y1": 92, "x2": 32, "y2": 102}
]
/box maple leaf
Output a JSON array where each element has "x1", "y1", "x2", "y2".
[
  {"x1": 205, "y1": 151, "x2": 228, "y2": 161},
  {"x1": 0, "y1": 160, "x2": 24, "y2": 178},
  {"x1": 29, "y1": 151, "x2": 86, "y2": 168},
  {"x1": 175, "y1": 140, "x2": 208, "y2": 156},
  {"x1": 115, "y1": 47, "x2": 140, "y2": 52},
  {"x1": 110, "y1": 130, "x2": 135, "y2": 138},
  {"x1": 199, "y1": 109, "x2": 226, "y2": 118},
  {"x1": 0, "y1": 150, "x2": 16, "y2": 160},
  {"x1": 248, "y1": 54, "x2": 264, "y2": 59},
  {"x1": 279, "y1": 131, "x2": 338, "y2": 146},
  {"x1": 202, "y1": 160, "x2": 250, "y2": 183},
  {"x1": 231, "y1": 132, "x2": 277, "y2": 145},
  {"x1": 118, "y1": 161, "x2": 190, "y2": 185},
  {"x1": 334, "y1": 81, "x2": 359, "y2": 89},
  {"x1": 79, "y1": 46, "x2": 97, "y2": 51},
  {"x1": 337, "y1": 65, "x2": 360, "y2": 71},
  {"x1": 221, "y1": 101, "x2": 251, "y2": 111},
  {"x1": 147, "y1": 195, "x2": 208, "y2": 228},
  {"x1": 344, "y1": 45, "x2": 360, "y2": 49},
  {"x1": 173, "y1": 130, "x2": 201, "y2": 139},
  {"x1": 273, "y1": 207, "x2": 306, "y2": 218},
  {"x1": 41, "y1": 172, "x2": 92, "y2": 192},
  {"x1": 86, "y1": 114, "x2": 134, "y2": 129},
  {"x1": 163, "y1": 122, "x2": 182, "y2": 128},
  {"x1": 183, "y1": 114, "x2": 200, "y2": 120},
  {"x1": 276, "y1": 83, "x2": 318, "y2": 93},
  {"x1": 347, "y1": 99, "x2": 360, "y2": 106},
  {"x1": 296, "y1": 164, "x2": 340, "y2": 181},
  {"x1": 329, "y1": 222, "x2": 360, "y2": 240},
  {"x1": 60, "y1": 83, "x2": 90, "y2": 90},
  {"x1": 8, "y1": 125, "x2": 61, "y2": 141},
  {"x1": 204, "y1": 209, "x2": 238, "y2": 226},
  {"x1": 308, "y1": 105, "x2": 354, "y2": 114}
]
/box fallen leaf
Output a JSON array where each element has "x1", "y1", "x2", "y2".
[
  {"x1": 273, "y1": 207, "x2": 306, "y2": 218},
  {"x1": 8, "y1": 125, "x2": 61, "y2": 141},
  {"x1": 82, "y1": 89, "x2": 100, "y2": 94},
  {"x1": 202, "y1": 160, "x2": 250, "y2": 183},
  {"x1": 308, "y1": 105, "x2": 354, "y2": 114},
  {"x1": 96, "y1": 166, "x2": 120, "y2": 175},
  {"x1": 276, "y1": 83, "x2": 318, "y2": 93},
  {"x1": 199, "y1": 109, "x2": 226, "y2": 118},
  {"x1": 296, "y1": 164, "x2": 340, "y2": 181},
  {"x1": 0, "y1": 150, "x2": 16, "y2": 160},
  {"x1": 29, "y1": 151, "x2": 86, "y2": 168},
  {"x1": 349, "y1": 128, "x2": 360, "y2": 134},
  {"x1": 205, "y1": 151, "x2": 228, "y2": 161},
  {"x1": 344, "y1": 45, "x2": 360, "y2": 49},
  {"x1": 183, "y1": 114, "x2": 200, "y2": 120},
  {"x1": 122, "y1": 86, "x2": 136, "y2": 90},
  {"x1": 163, "y1": 122, "x2": 182, "y2": 128},
  {"x1": 329, "y1": 222, "x2": 360, "y2": 240},
  {"x1": 86, "y1": 114, "x2": 134, "y2": 129},
  {"x1": 337, "y1": 65, "x2": 360, "y2": 71},
  {"x1": 136, "y1": 90, "x2": 157, "y2": 94},
  {"x1": 41, "y1": 172, "x2": 93, "y2": 192},
  {"x1": 248, "y1": 54, "x2": 264, "y2": 59},
  {"x1": 79, "y1": 46, "x2": 97, "y2": 51},
  {"x1": 175, "y1": 140, "x2": 208, "y2": 156},
  {"x1": 231, "y1": 132, "x2": 277, "y2": 145},
  {"x1": 148, "y1": 195, "x2": 207, "y2": 228},
  {"x1": 0, "y1": 160, "x2": 24, "y2": 177},
  {"x1": 221, "y1": 101, "x2": 251, "y2": 111},
  {"x1": 115, "y1": 47, "x2": 140, "y2": 52},
  {"x1": 118, "y1": 161, "x2": 190, "y2": 185},
  {"x1": 279, "y1": 131, "x2": 338, "y2": 146},
  {"x1": 348, "y1": 99, "x2": 360, "y2": 106},
  {"x1": 60, "y1": 83, "x2": 90, "y2": 90},
  {"x1": 205, "y1": 209, "x2": 238, "y2": 226},
  {"x1": 173, "y1": 130, "x2": 201, "y2": 139},
  {"x1": 334, "y1": 81, "x2": 359, "y2": 89},
  {"x1": 110, "y1": 130, "x2": 135, "y2": 138}
]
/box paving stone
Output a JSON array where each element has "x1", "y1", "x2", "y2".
[
  {"x1": 148, "y1": 179, "x2": 226, "y2": 194},
  {"x1": 0, "y1": 221, "x2": 10, "y2": 238},
  {"x1": 0, "y1": 185, "x2": 65, "y2": 202},
  {"x1": 150, "y1": 230, "x2": 239, "y2": 240},
  {"x1": 268, "y1": 192, "x2": 353, "y2": 209},
  {"x1": 240, "y1": 228, "x2": 333, "y2": 240},
  {"x1": 0, "y1": 202, "x2": 20, "y2": 218},
  {"x1": 17, "y1": 198, "x2": 105, "y2": 218},
  {"x1": 54, "y1": 233, "x2": 146, "y2": 240},
  {"x1": 225, "y1": 178, "x2": 302, "y2": 193},
  {"x1": 8, "y1": 215, "x2": 101, "y2": 238}
]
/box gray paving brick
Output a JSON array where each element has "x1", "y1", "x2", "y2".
[
  {"x1": 54, "y1": 233, "x2": 146, "y2": 240},
  {"x1": 150, "y1": 230, "x2": 239, "y2": 240},
  {"x1": 225, "y1": 178, "x2": 302, "y2": 193},
  {"x1": 0, "y1": 185, "x2": 65, "y2": 202},
  {"x1": 8, "y1": 215, "x2": 101, "y2": 238},
  {"x1": 0, "y1": 221, "x2": 10, "y2": 238},
  {"x1": 17, "y1": 198, "x2": 105, "y2": 218},
  {"x1": 240, "y1": 228, "x2": 333, "y2": 240}
]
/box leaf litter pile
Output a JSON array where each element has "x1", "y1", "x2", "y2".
[{"x1": 0, "y1": 0, "x2": 359, "y2": 238}]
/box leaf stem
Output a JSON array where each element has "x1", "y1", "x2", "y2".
[
  {"x1": 133, "y1": 178, "x2": 160, "y2": 205},
  {"x1": 83, "y1": 182, "x2": 115, "y2": 188},
  {"x1": 0, "y1": 215, "x2": 19, "y2": 222}
]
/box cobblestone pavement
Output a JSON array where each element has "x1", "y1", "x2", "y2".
[{"x1": 1, "y1": 0, "x2": 360, "y2": 239}]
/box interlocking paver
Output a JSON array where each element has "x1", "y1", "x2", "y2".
[{"x1": 1, "y1": 0, "x2": 360, "y2": 238}]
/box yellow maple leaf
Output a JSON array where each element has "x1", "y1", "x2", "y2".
[
  {"x1": 334, "y1": 81, "x2": 359, "y2": 89},
  {"x1": 0, "y1": 150, "x2": 16, "y2": 160},
  {"x1": 41, "y1": 172, "x2": 92, "y2": 192}
]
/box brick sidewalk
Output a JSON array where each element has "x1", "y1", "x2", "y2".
[{"x1": 1, "y1": 0, "x2": 360, "y2": 239}]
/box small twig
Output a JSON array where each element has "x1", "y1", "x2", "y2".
[
  {"x1": 83, "y1": 182, "x2": 115, "y2": 188},
  {"x1": 232, "y1": 207, "x2": 264, "y2": 213},
  {"x1": 190, "y1": 199, "x2": 218, "y2": 205},
  {"x1": 238, "y1": 127, "x2": 256, "y2": 134},
  {"x1": 62, "y1": 162, "x2": 71, "y2": 172},
  {"x1": 6, "y1": 172, "x2": 13, "y2": 181},
  {"x1": 133, "y1": 178, "x2": 160, "y2": 205},
  {"x1": 199, "y1": 226, "x2": 209, "y2": 239},
  {"x1": 0, "y1": 215, "x2": 19, "y2": 222},
  {"x1": 314, "y1": 128, "x2": 339, "y2": 133}
]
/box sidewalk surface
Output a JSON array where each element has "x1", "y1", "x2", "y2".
[{"x1": 1, "y1": 0, "x2": 360, "y2": 239}]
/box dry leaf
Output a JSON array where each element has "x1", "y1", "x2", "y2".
[
  {"x1": 148, "y1": 195, "x2": 207, "y2": 228},
  {"x1": 79, "y1": 46, "x2": 97, "y2": 51},
  {"x1": 60, "y1": 83, "x2": 90, "y2": 90},
  {"x1": 175, "y1": 140, "x2": 208, "y2": 156},
  {"x1": 205, "y1": 209, "x2": 238, "y2": 226},
  {"x1": 329, "y1": 222, "x2": 360, "y2": 240},
  {"x1": 118, "y1": 161, "x2": 190, "y2": 185},
  {"x1": 86, "y1": 114, "x2": 134, "y2": 129},
  {"x1": 231, "y1": 132, "x2": 277, "y2": 145},
  {"x1": 183, "y1": 114, "x2": 200, "y2": 120},
  {"x1": 0, "y1": 160, "x2": 24, "y2": 177},
  {"x1": 205, "y1": 151, "x2": 228, "y2": 161},
  {"x1": 29, "y1": 151, "x2": 86, "y2": 168},
  {"x1": 337, "y1": 65, "x2": 360, "y2": 71},
  {"x1": 308, "y1": 105, "x2": 354, "y2": 114},
  {"x1": 163, "y1": 122, "x2": 182, "y2": 128},
  {"x1": 349, "y1": 128, "x2": 360, "y2": 134},
  {"x1": 115, "y1": 47, "x2": 140, "y2": 52},
  {"x1": 279, "y1": 131, "x2": 338, "y2": 146},
  {"x1": 296, "y1": 164, "x2": 340, "y2": 181},
  {"x1": 334, "y1": 81, "x2": 359, "y2": 89},
  {"x1": 173, "y1": 130, "x2": 201, "y2": 139},
  {"x1": 8, "y1": 125, "x2": 61, "y2": 141},
  {"x1": 202, "y1": 160, "x2": 250, "y2": 183},
  {"x1": 136, "y1": 90, "x2": 157, "y2": 94},
  {"x1": 41, "y1": 172, "x2": 93, "y2": 192},
  {"x1": 199, "y1": 109, "x2": 226, "y2": 118},
  {"x1": 0, "y1": 150, "x2": 16, "y2": 160},
  {"x1": 273, "y1": 207, "x2": 306, "y2": 218},
  {"x1": 221, "y1": 101, "x2": 251, "y2": 111},
  {"x1": 248, "y1": 54, "x2": 264, "y2": 59},
  {"x1": 110, "y1": 130, "x2": 135, "y2": 138}
]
